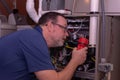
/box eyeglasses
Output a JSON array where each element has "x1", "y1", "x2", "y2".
[{"x1": 52, "y1": 22, "x2": 68, "y2": 32}]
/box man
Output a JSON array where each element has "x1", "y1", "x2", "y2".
[{"x1": 0, "y1": 12, "x2": 88, "y2": 80}]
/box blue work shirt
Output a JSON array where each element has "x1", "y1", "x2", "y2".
[{"x1": 0, "y1": 26, "x2": 54, "y2": 80}]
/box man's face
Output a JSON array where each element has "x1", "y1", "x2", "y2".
[{"x1": 51, "y1": 16, "x2": 68, "y2": 47}]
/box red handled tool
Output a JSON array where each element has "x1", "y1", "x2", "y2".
[{"x1": 77, "y1": 37, "x2": 89, "y2": 50}]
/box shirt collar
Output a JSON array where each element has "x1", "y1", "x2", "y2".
[{"x1": 34, "y1": 26, "x2": 42, "y2": 33}]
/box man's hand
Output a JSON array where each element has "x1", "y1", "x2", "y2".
[{"x1": 71, "y1": 47, "x2": 88, "y2": 65}]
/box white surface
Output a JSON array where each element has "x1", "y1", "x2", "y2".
[
  {"x1": 89, "y1": 17, "x2": 98, "y2": 45},
  {"x1": 0, "y1": 24, "x2": 16, "y2": 37},
  {"x1": 90, "y1": 0, "x2": 99, "y2": 12},
  {"x1": 105, "y1": 0, "x2": 120, "y2": 13},
  {"x1": 65, "y1": 0, "x2": 120, "y2": 15}
]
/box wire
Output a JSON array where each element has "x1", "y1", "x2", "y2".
[
  {"x1": 65, "y1": 44, "x2": 74, "y2": 49},
  {"x1": 91, "y1": 57, "x2": 95, "y2": 62}
]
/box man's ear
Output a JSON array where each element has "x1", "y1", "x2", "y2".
[{"x1": 46, "y1": 21, "x2": 55, "y2": 32}]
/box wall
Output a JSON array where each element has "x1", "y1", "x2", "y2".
[
  {"x1": 0, "y1": 0, "x2": 38, "y2": 24},
  {"x1": 105, "y1": 16, "x2": 120, "y2": 80},
  {"x1": 0, "y1": 0, "x2": 27, "y2": 15}
]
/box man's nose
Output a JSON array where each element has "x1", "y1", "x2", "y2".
[{"x1": 65, "y1": 31, "x2": 69, "y2": 37}]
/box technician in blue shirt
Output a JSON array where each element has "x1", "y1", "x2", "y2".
[{"x1": 0, "y1": 12, "x2": 88, "y2": 80}]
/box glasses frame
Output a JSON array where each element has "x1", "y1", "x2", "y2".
[{"x1": 52, "y1": 22, "x2": 68, "y2": 32}]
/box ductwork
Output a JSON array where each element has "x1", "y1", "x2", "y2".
[{"x1": 26, "y1": 0, "x2": 71, "y2": 23}]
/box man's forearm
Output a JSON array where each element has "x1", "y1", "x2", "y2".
[{"x1": 58, "y1": 59, "x2": 78, "y2": 80}]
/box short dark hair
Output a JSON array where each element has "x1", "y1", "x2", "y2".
[{"x1": 37, "y1": 12, "x2": 65, "y2": 26}]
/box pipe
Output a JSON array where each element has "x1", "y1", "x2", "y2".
[
  {"x1": 89, "y1": 17, "x2": 98, "y2": 46},
  {"x1": 26, "y1": 0, "x2": 41, "y2": 23},
  {"x1": 89, "y1": 0, "x2": 99, "y2": 46},
  {"x1": 90, "y1": 0, "x2": 99, "y2": 12},
  {"x1": 100, "y1": 0, "x2": 106, "y2": 62},
  {"x1": 13, "y1": 0, "x2": 17, "y2": 9}
]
